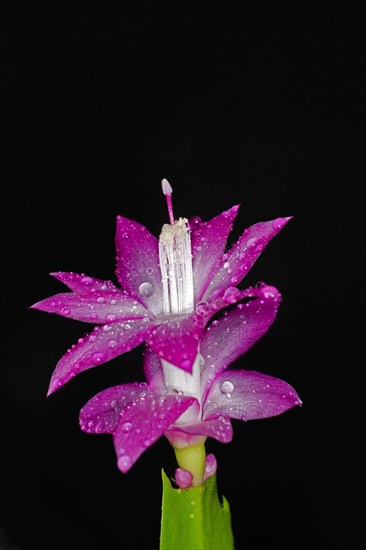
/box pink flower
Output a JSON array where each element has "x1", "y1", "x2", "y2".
[
  {"x1": 79, "y1": 284, "x2": 301, "y2": 475},
  {"x1": 31, "y1": 183, "x2": 291, "y2": 397}
]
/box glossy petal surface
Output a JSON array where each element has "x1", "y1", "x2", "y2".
[
  {"x1": 79, "y1": 382, "x2": 148, "y2": 433},
  {"x1": 200, "y1": 286, "x2": 282, "y2": 393},
  {"x1": 191, "y1": 205, "x2": 239, "y2": 303},
  {"x1": 143, "y1": 346, "x2": 165, "y2": 392},
  {"x1": 48, "y1": 320, "x2": 154, "y2": 395},
  {"x1": 205, "y1": 369, "x2": 301, "y2": 421},
  {"x1": 202, "y1": 217, "x2": 292, "y2": 301},
  {"x1": 113, "y1": 393, "x2": 196, "y2": 472},
  {"x1": 50, "y1": 272, "x2": 119, "y2": 293},
  {"x1": 32, "y1": 291, "x2": 150, "y2": 323},
  {"x1": 115, "y1": 216, "x2": 163, "y2": 315},
  {"x1": 147, "y1": 314, "x2": 203, "y2": 373}
]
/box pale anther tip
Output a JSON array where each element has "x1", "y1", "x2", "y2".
[{"x1": 161, "y1": 178, "x2": 173, "y2": 196}]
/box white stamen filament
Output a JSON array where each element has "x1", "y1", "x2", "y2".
[{"x1": 159, "y1": 217, "x2": 194, "y2": 315}]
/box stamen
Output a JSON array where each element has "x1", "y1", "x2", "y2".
[
  {"x1": 161, "y1": 178, "x2": 175, "y2": 225},
  {"x1": 159, "y1": 218, "x2": 194, "y2": 315}
]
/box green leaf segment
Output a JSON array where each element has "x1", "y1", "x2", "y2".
[{"x1": 160, "y1": 470, "x2": 235, "y2": 550}]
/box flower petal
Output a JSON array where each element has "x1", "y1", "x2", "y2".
[
  {"x1": 79, "y1": 382, "x2": 148, "y2": 433},
  {"x1": 167, "y1": 416, "x2": 233, "y2": 444},
  {"x1": 50, "y1": 272, "x2": 119, "y2": 293},
  {"x1": 31, "y1": 291, "x2": 150, "y2": 323},
  {"x1": 143, "y1": 346, "x2": 165, "y2": 392},
  {"x1": 205, "y1": 369, "x2": 302, "y2": 421},
  {"x1": 47, "y1": 320, "x2": 154, "y2": 395},
  {"x1": 115, "y1": 216, "x2": 163, "y2": 315},
  {"x1": 191, "y1": 205, "x2": 240, "y2": 303},
  {"x1": 202, "y1": 217, "x2": 292, "y2": 301},
  {"x1": 200, "y1": 285, "x2": 282, "y2": 394},
  {"x1": 113, "y1": 393, "x2": 196, "y2": 473},
  {"x1": 147, "y1": 314, "x2": 203, "y2": 373}
]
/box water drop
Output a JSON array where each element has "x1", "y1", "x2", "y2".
[
  {"x1": 122, "y1": 232, "x2": 130, "y2": 239},
  {"x1": 223, "y1": 261, "x2": 231, "y2": 271},
  {"x1": 81, "y1": 276, "x2": 93, "y2": 286},
  {"x1": 91, "y1": 352, "x2": 105, "y2": 364},
  {"x1": 121, "y1": 422, "x2": 133, "y2": 432},
  {"x1": 110, "y1": 299, "x2": 117, "y2": 305},
  {"x1": 108, "y1": 339, "x2": 117, "y2": 348},
  {"x1": 61, "y1": 307, "x2": 71, "y2": 316},
  {"x1": 139, "y1": 282, "x2": 153, "y2": 298},
  {"x1": 247, "y1": 237, "x2": 257, "y2": 248},
  {"x1": 220, "y1": 380, "x2": 234, "y2": 396},
  {"x1": 224, "y1": 287, "x2": 240, "y2": 304},
  {"x1": 97, "y1": 296, "x2": 106, "y2": 304},
  {"x1": 196, "y1": 301, "x2": 209, "y2": 316},
  {"x1": 106, "y1": 313, "x2": 117, "y2": 322}
]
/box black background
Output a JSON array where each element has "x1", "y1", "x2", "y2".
[{"x1": 1, "y1": 4, "x2": 364, "y2": 550}]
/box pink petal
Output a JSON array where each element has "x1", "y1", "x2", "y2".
[
  {"x1": 203, "y1": 453, "x2": 217, "y2": 481},
  {"x1": 31, "y1": 291, "x2": 150, "y2": 323},
  {"x1": 147, "y1": 314, "x2": 204, "y2": 373},
  {"x1": 113, "y1": 393, "x2": 196, "y2": 473},
  {"x1": 79, "y1": 382, "x2": 148, "y2": 433},
  {"x1": 115, "y1": 216, "x2": 163, "y2": 316},
  {"x1": 50, "y1": 272, "x2": 119, "y2": 293},
  {"x1": 167, "y1": 416, "x2": 233, "y2": 444},
  {"x1": 202, "y1": 217, "x2": 292, "y2": 301},
  {"x1": 47, "y1": 319, "x2": 154, "y2": 395},
  {"x1": 191, "y1": 205, "x2": 240, "y2": 303},
  {"x1": 205, "y1": 369, "x2": 302, "y2": 421},
  {"x1": 142, "y1": 346, "x2": 165, "y2": 392},
  {"x1": 200, "y1": 285, "x2": 282, "y2": 394},
  {"x1": 175, "y1": 468, "x2": 193, "y2": 488}
]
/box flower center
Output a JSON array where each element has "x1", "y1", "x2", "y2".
[
  {"x1": 159, "y1": 180, "x2": 194, "y2": 316},
  {"x1": 159, "y1": 179, "x2": 199, "y2": 424}
]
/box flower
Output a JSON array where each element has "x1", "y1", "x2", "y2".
[
  {"x1": 31, "y1": 180, "x2": 291, "y2": 397},
  {"x1": 79, "y1": 285, "x2": 301, "y2": 482}
]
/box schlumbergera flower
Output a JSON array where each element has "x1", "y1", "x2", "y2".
[{"x1": 32, "y1": 179, "x2": 301, "y2": 485}]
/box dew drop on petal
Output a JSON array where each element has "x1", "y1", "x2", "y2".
[
  {"x1": 220, "y1": 380, "x2": 234, "y2": 396},
  {"x1": 247, "y1": 237, "x2": 257, "y2": 248},
  {"x1": 139, "y1": 282, "x2": 153, "y2": 297},
  {"x1": 120, "y1": 422, "x2": 133, "y2": 432},
  {"x1": 91, "y1": 352, "x2": 105, "y2": 364},
  {"x1": 223, "y1": 261, "x2": 231, "y2": 271},
  {"x1": 196, "y1": 301, "x2": 209, "y2": 316},
  {"x1": 108, "y1": 339, "x2": 118, "y2": 348},
  {"x1": 61, "y1": 307, "x2": 71, "y2": 316},
  {"x1": 106, "y1": 313, "x2": 117, "y2": 322},
  {"x1": 97, "y1": 297, "x2": 106, "y2": 304},
  {"x1": 81, "y1": 276, "x2": 93, "y2": 285}
]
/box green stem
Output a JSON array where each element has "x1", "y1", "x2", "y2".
[{"x1": 174, "y1": 443, "x2": 206, "y2": 486}]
